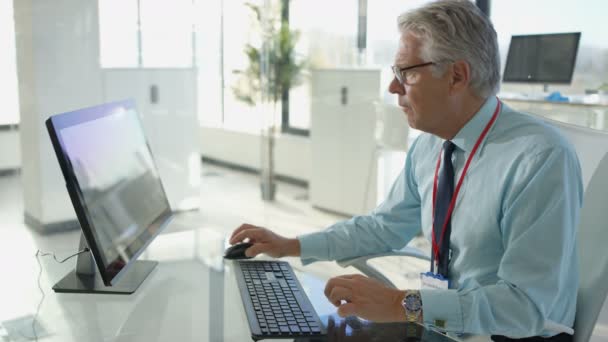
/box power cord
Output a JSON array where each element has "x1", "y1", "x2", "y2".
[{"x1": 33, "y1": 248, "x2": 89, "y2": 342}]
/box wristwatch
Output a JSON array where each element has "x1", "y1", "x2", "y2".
[{"x1": 402, "y1": 290, "x2": 423, "y2": 322}]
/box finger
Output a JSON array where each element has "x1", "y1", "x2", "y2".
[
  {"x1": 229, "y1": 224, "x2": 258, "y2": 243},
  {"x1": 327, "y1": 286, "x2": 352, "y2": 307},
  {"x1": 231, "y1": 229, "x2": 266, "y2": 245},
  {"x1": 244, "y1": 243, "x2": 270, "y2": 257},
  {"x1": 337, "y1": 302, "x2": 357, "y2": 318},
  {"x1": 328, "y1": 315, "x2": 336, "y2": 329},
  {"x1": 327, "y1": 316, "x2": 337, "y2": 339},
  {"x1": 330, "y1": 316, "x2": 347, "y2": 339},
  {"x1": 229, "y1": 224, "x2": 259, "y2": 244},
  {"x1": 324, "y1": 277, "x2": 354, "y2": 298},
  {"x1": 339, "y1": 274, "x2": 367, "y2": 280},
  {"x1": 229, "y1": 224, "x2": 252, "y2": 241},
  {"x1": 338, "y1": 316, "x2": 348, "y2": 338}
]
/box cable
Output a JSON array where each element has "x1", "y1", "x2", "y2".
[{"x1": 33, "y1": 248, "x2": 89, "y2": 342}]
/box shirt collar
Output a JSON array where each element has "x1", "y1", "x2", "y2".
[{"x1": 450, "y1": 96, "x2": 498, "y2": 153}]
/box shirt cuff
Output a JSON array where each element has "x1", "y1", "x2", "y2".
[
  {"x1": 420, "y1": 289, "x2": 464, "y2": 332},
  {"x1": 297, "y1": 232, "x2": 330, "y2": 265}
]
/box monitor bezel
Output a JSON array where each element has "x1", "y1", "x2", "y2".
[
  {"x1": 502, "y1": 32, "x2": 581, "y2": 84},
  {"x1": 46, "y1": 99, "x2": 173, "y2": 286}
]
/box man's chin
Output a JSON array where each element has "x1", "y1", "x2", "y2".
[
  {"x1": 407, "y1": 119, "x2": 417, "y2": 130},
  {"x1": 403, "y1": 109, "x2": 417, "y2": 129}
]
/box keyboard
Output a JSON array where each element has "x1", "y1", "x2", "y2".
[{"x1": 234, "y1": 260, "x2": 327, "y2": 340}]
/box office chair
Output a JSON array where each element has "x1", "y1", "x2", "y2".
[{"x1": 337, "y1": 115, "x2": 608, "y2": 341}]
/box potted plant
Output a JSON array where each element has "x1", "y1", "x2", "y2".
[{"x1": 232, "y1": 0, "x2": 306, "y2": 201}]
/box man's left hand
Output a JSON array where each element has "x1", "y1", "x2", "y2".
[{"x1": 324, "y1": 274, "x2": 407, "y2": 322}]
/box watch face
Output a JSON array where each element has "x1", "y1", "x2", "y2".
[{"x1": 405, "y1": 294, "x2": 422, "y2": 312}]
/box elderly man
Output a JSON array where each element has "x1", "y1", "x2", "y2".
[{"x1": 229, "y1": 1, "x2": 582, "y2": 340}]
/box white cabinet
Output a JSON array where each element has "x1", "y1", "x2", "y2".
[{"x1": 310, "y1": 69, "x2": 381, "y2": 216}]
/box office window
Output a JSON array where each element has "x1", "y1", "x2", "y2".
[
  {"x1": 367, "y1": 0, "x2": 431, "y2": 107},
  {"x1": 98, "y1": 0, "x2": 140, "y2": 68},
  {"x1": 221, "y1": 0, "x2": 263, "y2": 132},
  {"x1": 98, "y1": 0, "x2": 195, "y2": 68},
  {"x1": 0, "y1": 0, "x2": 19, "y2": 125},
  {"x1": 202, "y1": 0, "x2": 366, "y2": 133},
  {"x1": 140, "y1": 0, "x2": 194, "y2": 68},
  {"x1": 194, "y1": 0, "x2": 223, "y2": 127},
  {"x1": 287, "y1": 0, "x2": 359, "y2": 132},
  {"x1": 287, "y1": 0, "x2": 441, "y2": 132},
  {"x1": 367, "y1": 0, "x2": 429, "y2": 67}
]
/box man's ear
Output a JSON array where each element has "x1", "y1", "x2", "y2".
[{"x1": 448, "y1": 60, "x2": 470, "y2": 95}]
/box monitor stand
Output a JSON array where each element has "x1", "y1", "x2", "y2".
[{"x1": 52, "y1": 234, "x2": 157, "y2": 295}]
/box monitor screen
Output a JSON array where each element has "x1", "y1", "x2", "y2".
[
  {"x1": 502, "y1": 32, "x2": 581, "y2": 84},
  {"x1": 46, "y1": 99, "x2": 172, "y2": 286}
]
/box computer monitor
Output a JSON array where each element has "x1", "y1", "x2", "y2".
[
  {"x1": 502, "y1": 32, "x2": 581, "y2": 86},
  {"x1": 46, "y1": 99, "x2": 173, "y2": 294}
]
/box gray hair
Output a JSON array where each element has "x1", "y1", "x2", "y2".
[{"x1": 397, "y1": 0, "x2": 500, "y2": 98}]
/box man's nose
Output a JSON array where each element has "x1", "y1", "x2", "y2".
[{"x1": 388, "y1": 77, "x2": 405, "y2": 95}]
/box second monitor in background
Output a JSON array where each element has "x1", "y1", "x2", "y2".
[{"x1": 503, "y1": 32, "x2": 581, "y2": 93}]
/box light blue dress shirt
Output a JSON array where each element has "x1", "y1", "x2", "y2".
[{"x1": 298, "y1": 96, "x2": 583, "y2": 337}]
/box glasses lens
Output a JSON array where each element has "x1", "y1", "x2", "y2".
[
  {"x1": 405, "y1": 71, "x2": 419, "y2": 85},
  {"x1": 392, "y1": 66, "x2": 403, "y2": 84}
]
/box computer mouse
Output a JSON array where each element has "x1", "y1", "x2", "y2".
[{"x1": 224, "y1": 242, "x2": 254, "y2": 260}]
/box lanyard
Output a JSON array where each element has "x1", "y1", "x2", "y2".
[{"x1": 431, "y1": 99, "x2": 502, "y2": 264}]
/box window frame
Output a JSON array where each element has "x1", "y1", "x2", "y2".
[{"x1": 279, "y1": 0, "x2": 310, "y2": 136}]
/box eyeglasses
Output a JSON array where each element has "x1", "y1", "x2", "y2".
[{"x1": 391, "y1": 61, "x2": 435, "y2": 85}]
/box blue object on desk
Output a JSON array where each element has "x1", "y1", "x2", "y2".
[{"x1": 545, "y1": 91, "x2": 569, "y2": 102}]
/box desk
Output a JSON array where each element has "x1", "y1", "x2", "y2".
[
  {"x1": 12, "y1": 227, "x2": 461, "y2": 342},
  {"x1": 500, "y1": 95, "x2": 608, "y2": 132}
]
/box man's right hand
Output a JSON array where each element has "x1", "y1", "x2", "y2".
[{"x1": 229, "y1": 223, "x2": 301, "y2": 258}]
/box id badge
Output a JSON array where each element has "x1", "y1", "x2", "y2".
[{"x1": 420, "y1": 272, "x2": 449, "y2": 290}]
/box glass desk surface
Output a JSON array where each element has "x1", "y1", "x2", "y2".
[{"x1": 12, "y1": 227, "x2": 462, "y2": 342}]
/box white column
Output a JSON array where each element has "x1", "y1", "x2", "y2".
[{"x1": 13, "y1": 0, "x2": 103, "y2": 232}]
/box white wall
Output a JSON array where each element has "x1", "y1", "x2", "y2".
[
  {"x1": 200, "y1": 127, "x2": 311, "y2": 182},
  {"x1": 14, "y1": 0, "x2": 103, "y2": 226},
  {"x1": 0, "y1": 0, "x2": 19, "y2": 126},
  {"x1": 0, "y1": 129, "x2": 21, "y2": 170}
]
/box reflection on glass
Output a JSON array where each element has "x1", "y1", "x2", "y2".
[
  {"x1": 297, "y1": 315, "x2": 452, "y2": 342},
  {"x1": 60, "y1": 107, "x2": 167, "y2": 270}
]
